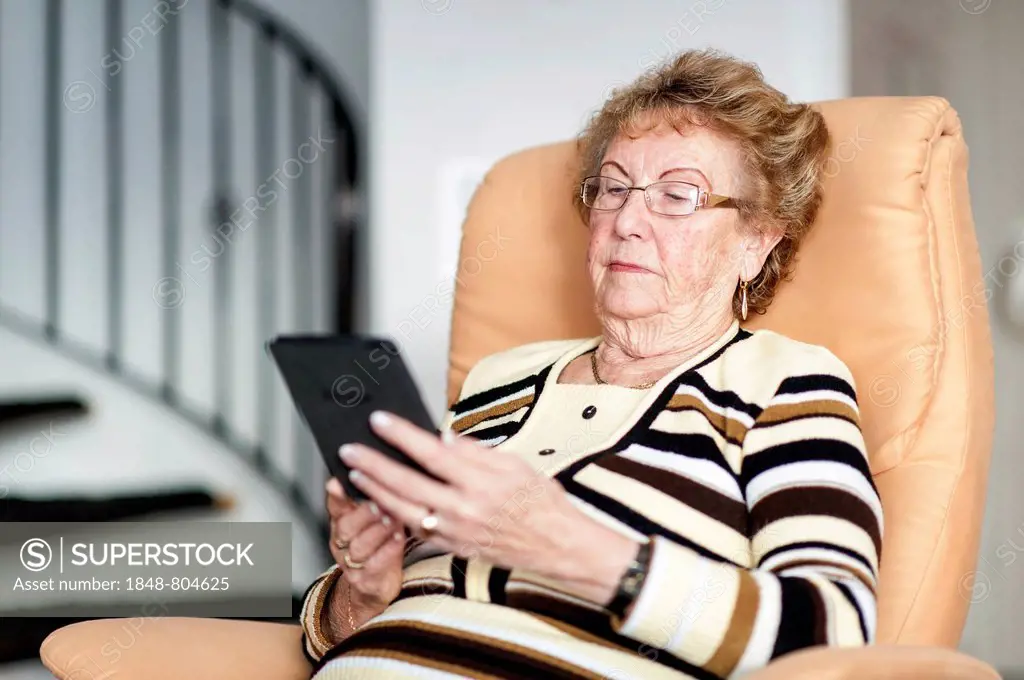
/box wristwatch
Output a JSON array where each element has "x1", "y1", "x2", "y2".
[{"x1": 606, "y1": 538, "x2": 653, "y2": 620}]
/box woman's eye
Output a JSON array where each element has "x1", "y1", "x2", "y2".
[
  {"x1": 664, "y1": 193, "x2": 692, "y2": 203},
  {"x1": 605, "y1": 187, "x2": 628, "y2": 196}
]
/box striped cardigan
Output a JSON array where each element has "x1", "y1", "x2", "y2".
[{"x1": 301, "y1": 321, "x2": 882, "y2": 679}]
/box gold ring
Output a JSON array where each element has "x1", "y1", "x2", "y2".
[
  {"x1": 420, "y1": 511, "x2": 439, "y2": 533},
  {"x1": 343, "y1": 552, "x2": 366, "y2": 570}
]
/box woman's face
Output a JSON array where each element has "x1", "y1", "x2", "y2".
[{"x1": 587, "y1": 123, "x2": 762, "y2": 324}]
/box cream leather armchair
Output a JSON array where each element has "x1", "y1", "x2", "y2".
[{"x1": 40, "y1": 96, "x2": 1000, "y2": 679}]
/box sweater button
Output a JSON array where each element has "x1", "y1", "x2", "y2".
[
  {"x1": 538, "y1": 448, "x2": 555, "y2": 456},
  {"x1": 582, "y1": 405, "x2": 597, "y2": 419}
]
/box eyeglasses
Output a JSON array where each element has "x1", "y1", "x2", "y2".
[{"x1": 579, "y1": 175, "x2": 738, "y2": 217}]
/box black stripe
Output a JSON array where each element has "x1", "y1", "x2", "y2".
[
  {"x1": 452, "y1": 372, "x2": 539, "y2": 414},
  {"x1": 834, "y1": 580, "x2": 870, "y2": 642},
  {"x1": 771, "y1": 577, "x2": 821, "y2": 656},
  {"x1": 750, "y1": 486, "x2": 881, "y2": 556},
  {"x1": 758, "y1": 540, "x2": 876, "y2": 576},
  {"x1": 674, "y1": 371, "x2": 762, "y2": 420},
  {"x1": 315, "y1": 621, "x2": 601, "y2": 679},
  {"x1": 394, "y1": 583, "x2": 454, "y2": 602},
  {"x1": 776, "y1": 373, "x2": 856, "y2": 402},
  {"x1": 463, "y1": 418, "x2": 523, "y2": 445},
  {"x1": 557, "y1": 328, "x2": 751, "y2": 480},
  {"x1": 451, "y1": 557, "x2": 468, "y2": 598},
  {"x1": 504, "y1": 590, "x2": 720, "y2": 680},
  {"x1": 488, "y1": 567, "x2": 509, "y2": 605},
  {"x1": 596, "y1": 454, "x2": 748, "y2": 534},
  {"x1": 740, "y1": 438, "x2": 873, "y2": 488},
  {"x1": 632, "y1": 429, "x2": 736, "y2": 471},
  {"x1": 559, "y1": 476, "x2": 740, "y2": 565}
]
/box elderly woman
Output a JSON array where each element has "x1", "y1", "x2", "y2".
[{"x1": 300, "y1": 48, "x2": 881, "y2": 680}]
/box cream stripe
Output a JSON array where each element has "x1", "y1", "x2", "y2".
[
  {"x1": 844, "y1": 578, "x2": 878, "y2": 642},
  {"x1": 317, "y1": 656, "x2": 473, "y2": 680},
  {"x1": 648, "y1": 410, "x2": 744, "y2": 472},
  {"x1": 505, "y1": 575, "x2": 608, "y2": 611},
  {"x1": 759, "y1": 547, "x2": 876, "y2": 587},
  {"x1": 751, "y1": 515, "x2": 878, "y2": 572},
  {"x1": 744, "y1": 416, "x2": 867, "y2": 457},
  {"x1": 403, "y1": 555, "x2": 456, "y2": 586},
  {"x1": 811, "y1": 576, "x2": 864, "y2": 646},
  {"x1": 576, "y1": 464, "x2": 749, "y2": 562},
  {"x1": 731, "y1": 571, "x2": 780, "y2": 676},
  {"x1": 464, "y1": 559, "x2": 493, "y2": 602},
  {"x1": 364, "y1": 597, "x2": 684, "y2": 680},
  {"x1": 565, "y1": 494, "x2": 648, "y2": 542},
  {"x1": 620, "y1": 444, "x2": 744, "y2": 501},
  {"x1": 745, "y1": 460, "x2": 883, "y2": 526}
]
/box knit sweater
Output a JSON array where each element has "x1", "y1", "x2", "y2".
[{"x1": 301, "y1": 320, "x2": 882, "y2": 679}]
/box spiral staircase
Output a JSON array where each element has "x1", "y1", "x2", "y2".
[{"x1": 0, "y1": 0, "x2": 362, "y2": 672}]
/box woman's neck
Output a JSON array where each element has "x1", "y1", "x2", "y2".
[{"x1": 595, "y1": 313, "x2": 735, "y2": 386}]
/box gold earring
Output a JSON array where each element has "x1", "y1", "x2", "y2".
[{"x1": 739, "y1": 279, "x2": 749, "y2": 321}]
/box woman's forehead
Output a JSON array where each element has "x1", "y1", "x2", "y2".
[{"x1": 603, "y1": 126, "x2": 742, "y2": 187}]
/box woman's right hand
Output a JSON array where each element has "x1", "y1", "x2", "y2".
[{"x1": 322, "y1": 477, "x2": 407, "y2": 642}]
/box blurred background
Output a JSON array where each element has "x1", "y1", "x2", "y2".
[{"x1": 0, "y1": 0, "x2": 1020, "y2": 677}]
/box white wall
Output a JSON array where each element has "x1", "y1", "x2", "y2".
[{"x1": 367, "y1": 0, "x2": 850, "y2": 419}]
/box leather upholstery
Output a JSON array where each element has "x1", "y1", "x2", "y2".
[
  {"x1": 40, "y1": 97, "x2": 997, "y2": 678},
  {"x1": 446, "y1": 97, "x2": 995, "y2": 648}
]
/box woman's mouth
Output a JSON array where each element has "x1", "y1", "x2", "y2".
[{"x1": 608, "y1": 261, "x2": 651, "y2": 274}]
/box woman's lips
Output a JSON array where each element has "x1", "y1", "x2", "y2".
[{"x1": 608, "y1": 261, "x2": 651, "y2": 274}]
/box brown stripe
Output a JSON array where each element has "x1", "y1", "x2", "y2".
[
  {"x1": 308, "y1": 568, "x2": 342, "y2": 654},
  {"x1": 757, "y1": 399, "x2": 860, "y2": 428},
  {"x1": 523, "y1": 611, "x2": 628, "y2": 653},
  {"x1": 452, "y1": 394, "x2": 534, "y2": 433},
  {"x1": 751, "y1": 486, "x2": 882, "y2": 557},
  {"x1": 665, "y1": 393, "x2": 748, "y2": 446},
  {"x1": 505, "y1": 587, "x2": 621, "y2": 644},
  {"x1": 336, "y1": 619, "x2": 609, "y2": 680},
  {"x1": 769, "y1": 558, "x2": 876, "y2": 594},
  {"x1": 704, "y1": 569, "x2": 759, "y2": 677},
  {"x1": 339, "y1": 647, "x2": 502, "y2": 679},
  {"x1": 596, "y1": 454, "x2": 748, "y2": 534}
]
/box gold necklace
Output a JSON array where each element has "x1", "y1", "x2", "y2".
[{"x1": 590, "y1": 350, "x2": 657, "y2": 390}]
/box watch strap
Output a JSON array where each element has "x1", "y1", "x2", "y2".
[{"x1": 607, "y1": 538, "x2": 653, "y2": 620}]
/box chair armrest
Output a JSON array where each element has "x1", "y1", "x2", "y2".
[
  {"x1": 40, "y1": 617, "x2": 312, "y2": 680},
  {"x1": 743, "y1": 645, "x2": 1000, "y2": 680}
]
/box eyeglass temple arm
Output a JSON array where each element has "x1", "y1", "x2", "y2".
[{"x1": 701, "y1": 192, "x2": 737, "y2": 209}]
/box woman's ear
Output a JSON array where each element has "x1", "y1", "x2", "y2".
[{"x1": 738, "y1": 225, "x2": 783, "y2": 281}]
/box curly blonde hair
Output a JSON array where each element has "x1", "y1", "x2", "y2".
[{"x1": 574, "y1": 48, "x2": 831, "y2": 318}]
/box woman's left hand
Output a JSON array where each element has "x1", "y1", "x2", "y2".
[{"x1": 339, "y1": 410, "x2": 636, "y2": 597}]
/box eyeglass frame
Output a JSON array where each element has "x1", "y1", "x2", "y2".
[{"x1": 579, "y1": 175, "x2": 739, "y2": 217}]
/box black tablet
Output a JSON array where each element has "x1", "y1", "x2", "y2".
[{"x1": 267, "y1": 334, "x2": 438, "y2": 502}]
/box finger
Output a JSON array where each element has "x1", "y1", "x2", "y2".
[
  {"x1": 347, "y1": 516, "x2": 404, "y2": 564},
  {"x1": 348, "y1": 465, "x2": 450, "y2": 538},
  {"x1": 341, "y1": 442, "x2": 461, "y2": 514},
  {"x1": 345, "y1": 530, "x2": 407, "y2": 592},
  {"x1": 333, "y1": 501, "x2": 382, "y2": 546},
  {"x1": 366, "y1": 411, "x2": 478, "y2": 483},
  {"x1": 326, "y1": 478, "x2": 357, "y2": 516}
]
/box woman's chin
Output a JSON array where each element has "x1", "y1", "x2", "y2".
[{"x1": 597, "y1": 294, "x2": 662, "y2": 321}]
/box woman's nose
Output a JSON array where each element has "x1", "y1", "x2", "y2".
[{"x1": 613, "y1": 189, "x2": 651, "y2": 238}]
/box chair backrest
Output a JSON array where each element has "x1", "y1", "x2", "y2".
[{"x1": 445, "y1": 96, "x2": 994, "y2": 647}]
